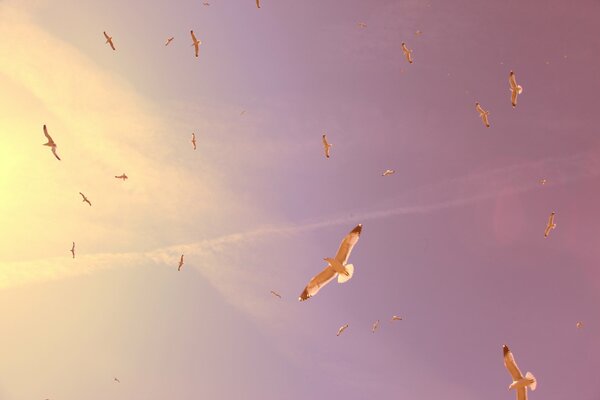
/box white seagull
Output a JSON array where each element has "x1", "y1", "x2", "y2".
[
  {"x1": 382, "y1": 169, "x2": 395, "y2": 176},
  {"x1": 503, "y1": 345, "x2": 537, "y2": 400},
  {"x1": 299, "y1": 224, "x2": 362, "y2": 301},
  {"x1": 372, "y1": 320, "x2": 380, "y2": 333},
  {"x1": 391, "y1": 315, "x2": 403, "y2": 321},
  {"x1": 190, "y1": 30, "x2": 201, "y2": 57},
  {"x1": 165, "y1": 37, "x2": 174, "y2": 46},
  {"x1": 401, "y1": 42, "x2": 413, "y2": 64},
  {"x1": 103, "y1": 31, "x2": 116, "y2": 51},
  {"x1": 322, "y1": 134, "x2": 332, "y2": 159},
  {"x1": 336, "y1": 324, "x2": 349, "y2": 336},
  {"x1": 42, "y1": 125, "x2": 61, "y2": 160},
  {"x1": 475, "y1": 102, "x2": 490, "y2": 128},
  {"x1": 544, "y1": 212, "x2": 556, "y2": 238},
  {"x1": 509, "y1": 71, "x2": 523, "y2": 108}
]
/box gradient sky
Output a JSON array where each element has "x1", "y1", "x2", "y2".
[{"x1": 1, "y1": 0, "x2": 600, "y2": 399}]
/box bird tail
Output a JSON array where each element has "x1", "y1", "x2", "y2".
[
  {"x1": 337, "y1": 264, "x2": 354, "y2": 283},
  {"x1": 517, "y1": 85, "x2": 523, "y2": 94},
  {"x1": 525, "y1": 372, "x2": 537, "y2": 391}
]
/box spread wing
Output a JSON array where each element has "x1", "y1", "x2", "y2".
[
  {"x1": 503, "y1": 345, "x2": 524, "y2": 381},
  {"x1": 482, "y1": 113, "x2": 490, "y2": 127},
  {"x1": 475, "y1": 103, "x2": 485, "y2": 115},
  {"x1": 299, "y1": 265, "x2": 337, "y2": 301},
  {"x1": 511, "y1": 90, "x2": 518, "y2": 107},
  {"x1": 256, "y1": 0, "x2": 260, "y2": 8},
  {"x1": 509, "y1": 72, "x2": 518, "y2": 90},
  {"x1": 334, "y1": 224, "x2": 362, "y2": 264},
  {"x1": 43, "y1": 125, "x2": 52, "y2": 141},
  {"x1": 190, "y1": 30, "x2": 197, "y2": 43},
  {"x1": 517, "y1": 387, "x2": 527, "y2": 400},
  {"x1": 109, "y1": 40, "x2": 115, "y2": 51},
  {"x1": 51, "y1": 146, "x2": 61, "y2": 160},
  {"x1": 548, "y1": 213, "x2": 555, "y2": 226},
  {"x1": 103, "y1": 31, "x2": 110, "y2": 40},
  {"x1": 194, "y1": 43, "x2": 199, "y2": 57}
]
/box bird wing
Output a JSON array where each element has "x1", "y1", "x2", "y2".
[
  {"x1": 511, "y1": 90, "x2": 518, "y2": 107},
  {"x1": 406, "y1": 52, "x2": 413, "y2": 63},
  {"x1": 299, "y1": 265, "x2": 337, "y2": 301},
  {"x1": 103, "y1": 31, "x2": 110, "y2": 40},
  {"x1": 503, "y1": 345, "x2": 524, "y2": 381},
  {"x1": 509, "y1": 72, "x2": 518, "y2": 90},
  {"x1": 109, "y1": 40, "x2": 115, "y2": 51},
  {"x1": 516, "y1": 387, "x2": 527, "y2": 400},
  {"x1": 548, "y1": 213, "x2": 555, "y2": 226},
  {"x1": 51, "y1": 146, "x2": 61, "y2": 160},
  {"x1": 194, "y1": 43, "x2": 199, "y2": 57},
  {"x1": 475, "y1": 103, "x2": 485, "y2": 115},
  {"x1": 43, "y1": 125, "x2": 52, "y2": 141},
  {"x1": 334, "y1": 224, "x2": 362, "y2": 264},
  {"x1": 256, "y1": 0, "x2": 260, "y2": 8},
  {"x1": 190, "y1": 30, "x2": 197, "y2": 43},
  {"x1": 79, "y1": 192, "x2": 85, "y2": 199},
  {"x1": 482, "y1": 113, "x2": 490, "y2": 127}
]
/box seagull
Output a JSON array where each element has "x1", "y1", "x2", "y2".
[
  {"x1": 114, "y1": 377, "x2": 120, "y2": 383},
  {"x1": 178, "y1": 254, "x2": 184, "y2": 271},
  {"x1": 415, "y1": 30, "x2": 423, "y2": 36},
  {"x1": 539, "y1": 179, "x2": 547, "y2": 185},
  {"x1": 165, "y1": 37, "x2": 174, "y2": 46},
  {"x1": 322, "y1": 134, "x2": 332, "y2": 159},
  {"x1": 576, "y1": 321, "x2": 583, "y2": 329},
  {"x1": 337, "y1": 324, "x2": 349, "y2": 336},
  {"x1": 42, "y1": 125, "x2": 61, "y2": 160},
  {"x1": 509, "y1": 71, "x2": 523, "y2": 108},
  {"x1": 70, "y1": 242, "x2": 75, "y2": 259},
  {"x1": 401, "y1": 42, "x2": 413, "y2": 64},
  {"x1": 475, "y1": 102, "x2": 490, "y2": 128},
  {"x1": 382, "y1": 169, "x2": 395, "y2": 176},
  {"x1": 391, "y1": 315, "x2": 403, "y2": 321},
  {"x1": 190, "y1": 30, "x2": 201, "y2": 57},
  {"x1": 79, "y1": 192, "x2": 92, "y2": 206},
  {"x1": 240, "y1": 110, "x2": 246, "y2": 116},
  {"x1": 203, "y1": 2, "x2": 210, "y2": 5},
  {"x1": 270, "y1": 290, "x2": 282, "y2": 299},
  {"x1": 115, "y1": 173, "x2": 128, "y2": 181},
  {"x1": 357, "y1": 22, "x2": 367, "y2": 28},
  {"x1": 256, "y1": 0, "x2": 260, "y2": 8},
  {"x1": 372, "y1": 320, "x2": 380, "y2": 333},
  {"x1": 103, "y1": 31, "x2": 116, "y2": 51},
  {"x1": 544, "y1": 212, "x2": 556, "y2": 238},
  {"x1": 503, "y1": 345, "x2": 537, "y2": 400},
  {"x1": 191, "y1": 133, "x2": 197, "y2": 150},
  {"x1": 299, "y1": 224, "x2": 362, "y2": 301}
]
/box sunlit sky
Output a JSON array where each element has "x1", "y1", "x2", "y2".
[{"x1": 1, "y1": 0, "x2": 600, "y2": 399}]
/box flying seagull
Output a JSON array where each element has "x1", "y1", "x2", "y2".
[
  {"x1": 203, "y1": 2, "x2": 210, "y2": 5},
  {"x1": 165, "y1": 37, "x2": 174, "y2": 46},
  {"x1": 114, "y1": 377, "x2": 120, "y2": 383},
  {"x1": 70, "y1": 242, "x2": 75, "y2": 259},
  {"x1": 190, "y1": 30, "x2": 201, "y2": 57},
  {"x1": 372, "y1": 320, "x2": 380, "y2": 333},
  {"x1": 544, "y1": 212, "x2": 556, "y2": 238},
  {"x1": 475, "y1": 102, "x2": 490, "y2": 128},
  {"x1": 539, "y1": 179, "x2": 547, "y2": 185},
  {"x1": 401, "y1": 42, "x2": 413, "y2": 64},
  {"x1": 576, "y1": 321, "x2": 583, "y2": 329},
  {"x1": 322, "y1": 134, "x2": 332, "y2": 159},
  {"x1": 415, "y1": 30, "x2": 423, "y2": 36},
  {"x1": 503, "y1": 345, "x2": 537, "y2": 400},
  {"x1": 256, "y1": 0, "x2": 260, "y2": 8},
  {"x1": 115, "y1": 173, "x2": 128, "y2": 181},
  {"x1": 270, "y1": 290, "x2": 282, "y2": 299},
  {"x1": 240, "y1": 110, "x2": 246, "y2": 116},
  {"x1": 337, "y1": 324, "x2": 349, "y2": 336},
  {"x1": 178, "y1": 254, "x2": 184, "y2": 271},
  {"x1": 191, "y1": 133, "x2": 197, "y2": 150},
  {"x1": 509, "y1": 71, "x2": 523, "y2": 108},
  {"x1": 391, "y1": 315, "x2": 403, "y2": 321},
  {"x1": 79, "y1": 192, "x2": 92, "y2": 206},
  {"x1": 382, "y1": 169, "x2": 395, "y2": 176},
  {"x1": 42, "y1": 125, "x2": 61, "y2": 160},
  {"x1": 103, "y1": 31, "x2": 116, "y2": 51},
  {"x1": 357, "y1": 22, "x2": 367, "y2": 28},
  {"x1": 299, "y1": 224, "x2": 362, "y2": 301}
]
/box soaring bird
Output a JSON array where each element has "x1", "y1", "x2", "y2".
[
  {"x1": 401, "y1": 42, "x2": 413, "y2": 64},
  {"x1": 79, "y1": 192, "x2": 92, "y2": 206},
  {"x1": 415, "y1": 30, "x2": 423, "y2": 36},
  {"x1": 270, "y1": 290, "x2": 282, "y2": 299},
  {"x1": 42, "y1": 125, "x2": 61, "y2": 160},
  {"x1": 576, "y1": 321, "x2": 583, "y2": 329},
  {"x1": 203, "y1": 2, "x2": 210, "y2": 5},
  {"x1": 115, "y1": 173, "x2": 128, "y2": 181},
  {"x1": 503, "y1": 345, "x2": 537, "y2": 400},
  {"x1": 372, "y1": 320, "x2": 380, "y2": 333},
  {"x1": 357, "y1": 22, "x2": 367, "y2": 28},
  {"x1": 391, "y1": 315, "x2": 403, "y2": 321},
  {"x1": 114, "y1": 377, "x2": 120, "y2": 383},
  {"x1": 70, "y1": 242, "x2": 75, "y2": 259},
  {"x1": 256, "y1": 0, "x2": 260, "y2": 8},
  {"x1": 539, "y1": 179, "x2": 547, "y2": 185},
  {"x1": 103, "y1": 31, "x2": 116, "y2": 51},
  {"x1": 299, "y1": 224, "x2": 362, "y2": 301},
  {"x1": 191, "y1": 133, "x2": 197, "y2": 150},
  {"x1": 165, "y1": 37, "x2": 174, "y2": 46},
  {"x1": 322, "y1": 134, "x2": 332, "y2": 159},
  {"x1": 178, "y1": 254, "x2": 184, "y2": 271},
  {"x1": 190, "y1": 30, "x2": 201, "y2": 57},
  {"x1": 475, "y1": 102, "x2": 490, "y2": 128},
  {"x1": 509, "y1": 71, "x2": 523, "y2": 108},
  {"x1": 544, "y1": 212, "x2": 556, "y2": 238},
  {"x1": 336, "y1": 324, "x2": 349, "y2": 336},
  {"x1": 382, "y1": 169, "x2": 395, "y2": 176}
]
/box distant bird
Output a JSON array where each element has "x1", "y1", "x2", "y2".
[
  {"x1": 191, "y1": 133, "x2": 197, "y2": 150},
  {"x1": 70, "y1": 242, "x2": 75, "y2": 259},
  {"x1": 337, "y1": 324, "x2": 349, "y2": 336},
  {"x1": 382, "y1": 169, "x2": 395, "y2": 176},
  {"x1": 401, "y1": 42, "x2": 413, "y2": 64},
  {"x1": 503, "y1": 345, "x2": 537, "y2": 400},
  {"x1": 42, "y1": 125, "x2": 61, "y2": 160},
  {"x1": 357, "y1": 22, "x2": 367, "y2": 28},
  {"x1": 509, "y1": 71, "x2": 523, "y2": 108},
  {"x1": 270, "y1": 290, "x2": 282, "y2": 299},
  {"x1": 544, "y1": 212, "x2": 556, "y2": 238},
  {"x1": 415, "y1": 30, "x2": 423, "y2": 35},
  {"x1": 240, "y1": 110, "x2": 246, "y2": 116},
  {"x1": 322, "y1": 134, "x2": 332, "y2": 159},
  {"x1": 114, "y1": 377, "x2": 120, "y2": 383},
  {"x1": 178, "y1": 254, "x2": 184, "y2": 271},
  {"x1": 79, "y1": 192, "x2": 92, "y2": 206},
  {"x1": 190, "y1": 30, "x2": 201, "y2": 57},
  {"x1": 576, "y1": 321, "x2": 583, "y2": 329},
  {"x1": 103, "y1": 31, "x2": 116, "y2": 51},
  {"x1": 475, "y1": 102, "x2": 490, "y2": 127},
  {"x1": 391, "y1": 315, "x2": 403, "y2": 321},
  {"x1": 539, "y1": 179, "x2": 547, "y2": 185},
  {"x1": 299, "y1": 224, "x2": 362, "y2": 301},
  {"x1": 115, "y1": 173, "x2": 128, "y2": 181},
  {"x1": 372, "y1": 320, "x2": 380, "y2": 333},
  {"x1": 256, "y1": 0, "x2": 260, "y2": 8},
  {"x1": 165, "y1": 37, "x2": 174, "y2": 46},
  {"x1": 203, "y1": 2, "x2": 210, "y2": 5}
]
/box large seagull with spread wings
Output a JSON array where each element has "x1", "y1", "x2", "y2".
[
  {"x1": 503, "y1": 345, "x2": 537, "y2": 400},
  {"x1": 299, "y1": 224, "x2": 362, "y2": 301}
]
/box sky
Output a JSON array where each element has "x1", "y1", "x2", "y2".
[{"x1": 0, "y1": 0, "x2": 600, "y2": 398}]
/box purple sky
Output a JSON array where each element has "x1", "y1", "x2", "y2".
[{"x1": 1, "y1": 0, "x2": 600, "y2": 399}]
